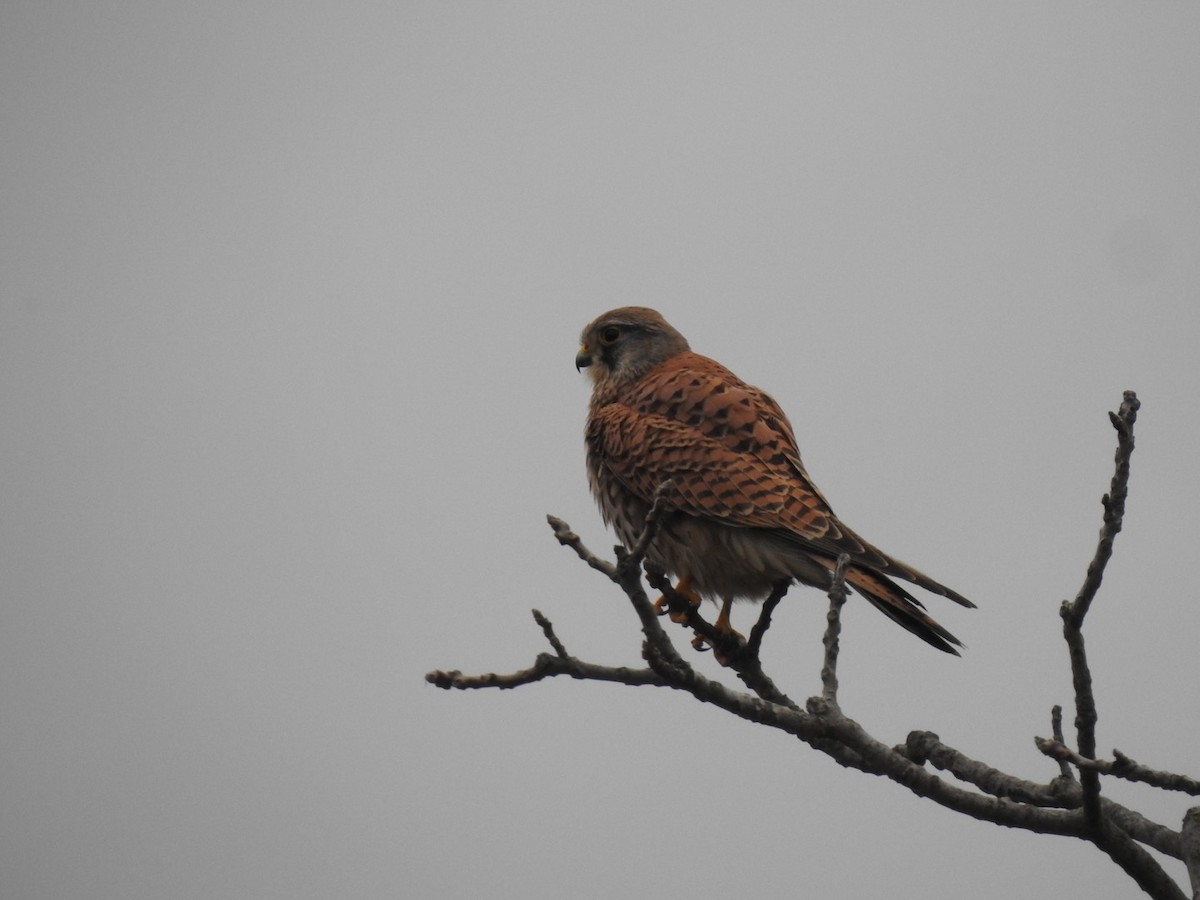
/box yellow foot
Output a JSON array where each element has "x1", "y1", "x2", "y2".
[{"x1": 653, "y1": 575, "x2": 701, "y2": 624}]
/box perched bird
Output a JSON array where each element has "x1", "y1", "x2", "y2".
[{"x1": 576, "y1": 306, "x2": 973, "y2": 654}]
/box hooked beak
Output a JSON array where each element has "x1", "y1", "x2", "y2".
[{"x1": 575, "y1": 344, "x2": 593, "y2": 372}]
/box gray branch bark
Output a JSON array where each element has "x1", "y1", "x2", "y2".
[{"x1": 427, "y1": 390, "x2": 1194, "y2": 899}]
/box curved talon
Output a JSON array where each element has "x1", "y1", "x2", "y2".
[
  {"x1": 709, "y1": 597, "x2": 746, "y2": 665},
  {"x1": 653, "y1": 575, "x2": 701, "y2": 624},
  {"x1": 658, "y1": 582, "x2": 746, "y2": 666}
]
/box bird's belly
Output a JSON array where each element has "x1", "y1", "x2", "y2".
[
  {"x1": 593, "y1": 471, "x2": 829, "y2": 601},
  {"x1": 649, "y1": 515, "x2": 827, "y2": 602}
]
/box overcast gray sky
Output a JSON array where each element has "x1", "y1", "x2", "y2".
[{"x1": 2, "y1": 3, "x2": 1199, "y2": 898}]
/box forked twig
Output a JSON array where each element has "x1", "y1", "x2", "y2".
[
  {"x1": 1034, "y1": 739, "x2": 1200, "y2": 796},
  {"x1": 1060, "y1": 390, "x2": 1140, "y2": 825}
]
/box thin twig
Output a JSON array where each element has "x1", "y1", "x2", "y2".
[
  {"x1": 546, "y1": 515, "x2": 617, "y2": 580},
  {"x1": 1051, "y1": 705, "x2": 1073, "y2": 780},
  {"x1": 820, "y1": 554, "x2": 851, "y2": 705},
  {"x1": 1034, "y1": 738, "x2": 1200, "y2": 795},
  {"x1": 426, "y1": 654, "x2": 667, "y2": 690},
  {"x1": 746, "y1": 579, "x2": 791, "y2": 659},
  {"x1": 532, "y1": 609, "x2": 568, "y2": 659},
  {"x1": 1065, "y1": 390, "x2": 1140, "y2": 628},
  {"x1": 628, "y1": 479, "x2": 674, "y2": 561}
]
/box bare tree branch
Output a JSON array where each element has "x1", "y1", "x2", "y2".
[
  {"x1": 1061, "y1": 606, "x2": 1103, "y2": 823},
  {"x1": 628, "y1": 478, "x2": 674, "y2": 561},
  {"x1": 532, "y1": 609, "x2": 569, "y2": 659},
  {"x1": 1065, "y1": 390, "x2": 1140, "y2": 628},
  {"x1": 745, "y1": 579, "x2": 790, "y2": 659},
  {"x1": 641, "y1": 563, "x2": 798, "y2": 709},
  {"x1": 1182, "y1": 807, "x2": 1200, "y2": 900},
  {"x1": 900, "y1": 730, "x2": 1074, "y2": 807},
  {"x1": 428, "y1": 390, "x2": 1197, "y2": 898},
  {"x1": 425, "y1": 654, "x2": 667, "y2": 691},
  {"x1": 1059, "y1": 390, "x2": 1140, "y2": 827},
  {"x1": 613, "y1": 481, "x2": 696, "y2": 679},
  {"x1": 820, "y1": 554, "x2": 851, "y2": 705},
  {"x1": 1094, "y1": 816, "x2": 1189, "y2": 900},
  {"x1": 1050, "y1": 704, "x2": 1074, "y2": 781},
  {"x1": 546, "y1": 514, "x2": 617, "y2": 581},
  {"x1": 1035, "y1": 739, "x2": 1200, "y2": 796}
]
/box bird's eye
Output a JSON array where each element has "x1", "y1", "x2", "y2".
[{"x1": 600, "y1": 325, "x2": 621, "y2": 344}]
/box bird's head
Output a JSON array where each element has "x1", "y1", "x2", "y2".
[{"x1": 576, "y1": 307, "x2": 690, "y2": 389}]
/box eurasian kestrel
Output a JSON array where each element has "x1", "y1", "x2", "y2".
[{"x1": 576, "y1": 306, "x2": 973, "y2": 654}]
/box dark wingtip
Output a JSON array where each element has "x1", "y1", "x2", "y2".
[
  {"x1": 950, "y1": 592, "x2": 978, "y2": 610},
  {"x1": 848, "y1": 570, "x2": 968, "y2": 655},
  {"x1": 925, "y1": 626, "x2": 965, "y2": 656},
  {"x1": 926, "y1": 583, "x2": 976, "y2": 609}
]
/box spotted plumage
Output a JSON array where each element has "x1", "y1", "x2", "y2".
[{"x1": 576, "y1": 306, "x2": 973, "y2": 654}]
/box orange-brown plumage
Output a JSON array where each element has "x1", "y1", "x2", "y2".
[{"x1": 577, "y1": 306, "x2": 973, "y2": 654}]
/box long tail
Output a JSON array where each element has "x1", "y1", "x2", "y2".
[
  {"x1": 838, "y1": 524, "x2": 976, "y2": 611},
  {"x1": 774, "y1": 517, "x2": 972, "y2": 652},
  {"x1": 844, "y1": 566, "x2": 964, "y2": 654}
]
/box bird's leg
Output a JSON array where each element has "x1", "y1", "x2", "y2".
[
  {"x1": 653, "y1": 575, "x2": 701, "y2": 624},
  {"x1": 714, "y1": 596, "x2": 740, "y2": 637}
]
